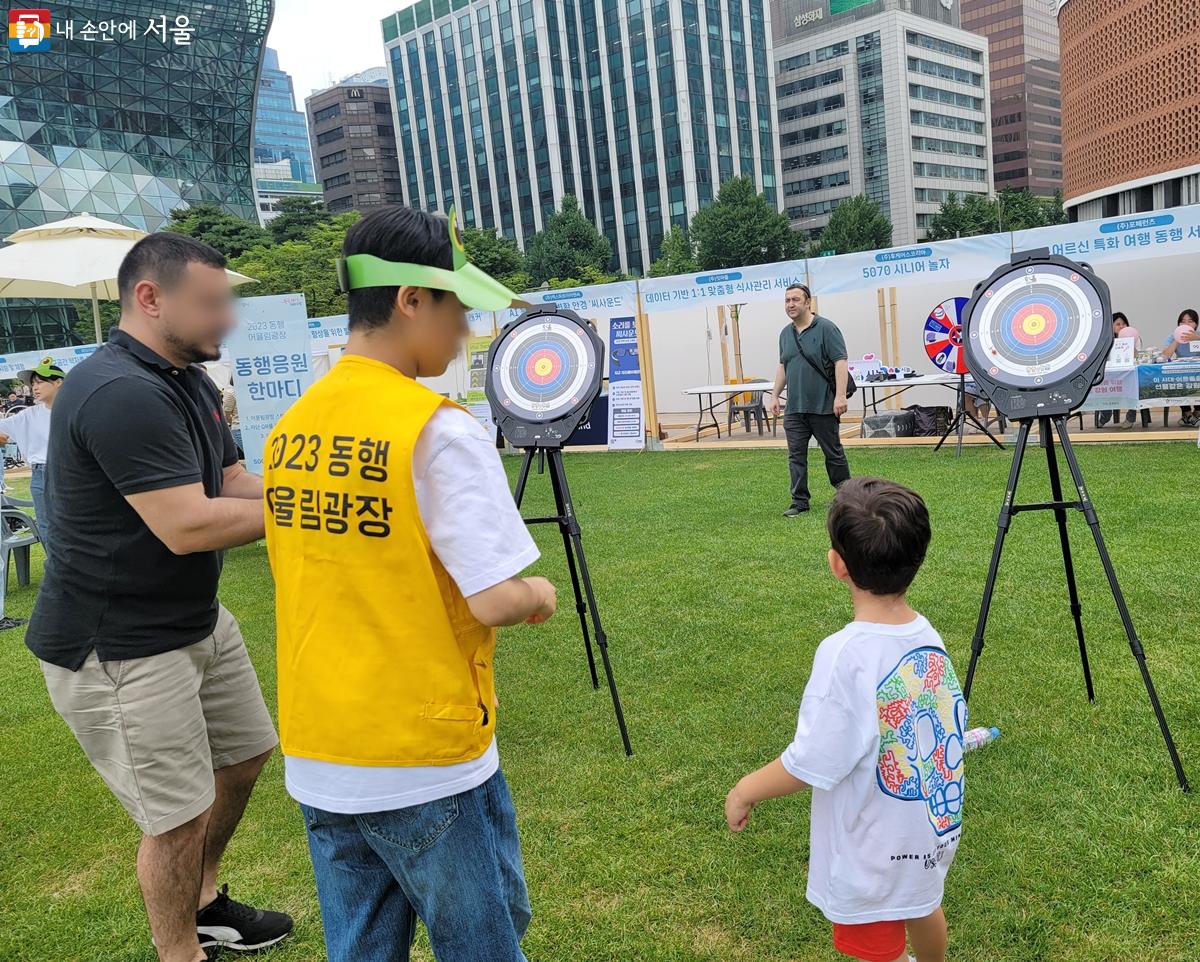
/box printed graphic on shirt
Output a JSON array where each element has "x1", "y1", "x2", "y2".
[
  {"x1": 876, "y1": 646, "x2": 966, "y2": 836},
  {"x1": 265, "y1": 432, "x2": 392, "y2": 538}
]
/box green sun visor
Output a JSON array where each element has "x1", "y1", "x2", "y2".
[{"x1": 336, "y1": 207, "x2": 518, "y2": 312}]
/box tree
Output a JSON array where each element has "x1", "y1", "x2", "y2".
[
  {"x1": 810, "y1": 194, "x2": 892, "y2": 256},
  {"x1": 926, "y1": 188, "x2": 1069, "y2": 241},
  {"x1": 689, "y1": 176, "x2": 803, "y2": 270},
  {"x1": 524, "y1": 196, "x2": 612, "y2": 285},
  {"x1": 267, "y1": 197, "x2": 334, "y2": 245},
  {"x1": 73, "y1": 301, "x2": 120, "y2": 343},
  {"x1": 231, "y1": 212, "x2": 360, "y2": 319},
  {"x1": 648, "y1": 225, "x2": 699, "y2": 277},
  {"x1": 544, "y1": 266, "x2": 628, "y2": 289},
  {"x1": 1044, "y1": 189, "x2": 1068, "y2": 226},
  {"x1": 461, "y1": 226, "x2": 526, "y2": 290},
  {"x1": 164, "y1": 202, "x2": 271, "y2": 258}
]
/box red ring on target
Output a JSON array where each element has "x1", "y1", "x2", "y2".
[
  {"x1": 1011, "y1": 303, "x2": 1058, "y2": 346},
  {"x1": 524, "y1": 348, "x2": 563, "y2": 386}
]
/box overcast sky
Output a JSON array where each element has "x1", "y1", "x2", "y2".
[{"x1": 268, "y1": 0, "x2": 407, "y2": 102}]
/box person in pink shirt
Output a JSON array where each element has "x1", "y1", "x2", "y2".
[{"x1": 1098, "y1": 313, "x2": 1149, "y2": 428}]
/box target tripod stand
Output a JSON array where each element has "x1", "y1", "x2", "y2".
[
  {"x1": 963, "y1": 415, "x2": 1188, "y2": 791},
  {"x1": 934, "y1": 373, "x2": 1005, "y2": 458},
  {"x1": 512, "y1": 446, "x2": 633, "y2": 756}
]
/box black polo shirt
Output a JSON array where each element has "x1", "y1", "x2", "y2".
[{"x1": 25, "y1": 328, "x2": 240, "y2": 670}]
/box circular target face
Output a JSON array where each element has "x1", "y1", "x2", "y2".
[
  {"x1": 967, "y1": 263, "x2": 1106, "y2": 388},
  {"x1": 489, "y1": 314, "x2": 599, "y2": 424},
  {"x1": 924, "y1": 297, "x2": 970, "y2": 375}
]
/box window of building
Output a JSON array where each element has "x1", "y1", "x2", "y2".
[
  {"x1": 905, "y1": 31, "x2": 982, "y2": 64},
  {"x1": 316, "y1": 127, "x2": 344, "y2": 145},
  {"x1": 907, "y1": 56, "x2": 982, "y2": 87},
  {"x1": 323, "y1": 173, "x2": 351, "y2": 189},
  {"x1": 784, "y1": 170, "x2": 850, "y2": 196},
  {"x1": 782, "y1": 144, "x2": 849, "y2": 171},
  {"x1": 911, "y1": 110, "x2": 984, "y2": 136},
  {"x1": 320, "y1": 149, "x2": 346, "y2": 168},
  {"x1": 777, "y1": 68, "x2": 843, "y2": 99},
  {"x1": 909, "y1": 85, "x2": 982, "y2": 111},
  {"x1": 780, "y1": 120, "x2": 847, "y2": 147},
  {"x1": 913, "y1": 136, "x2": 984, "y2": 158},
  {"x1": 313, "y1": 103, "x2": 341, "y2": 123},
  {"x1": 778, "y1": 52, "x2": 810, "y2": 74},
  {"x1": 778, "y1": 94, "x2": 844, "y2": 124},
  {"x1": 913, "y1": 161, "x2": 986, "y2": 181},
  {"x1": 816, "y1": 40, "x2": 849, "y2": 62}
]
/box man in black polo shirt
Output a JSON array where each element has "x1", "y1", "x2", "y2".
[
  {"x1": 768, "y1": 282, "x2": 852, "y2": 516},
  {"x1": 26, "y1": 233, "x2": 292, "y2": 962}
]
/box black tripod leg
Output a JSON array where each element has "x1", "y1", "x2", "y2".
[
  {"x1": 546, "y1": 449, "x2": 599, "y2": 690},
  {"x1": 548, "y1": 449, "x2": 633, "y2": 756},
  {"x1": 964, "y1": 419, "x2": 1032, "y2": 702},
  {"x1": 513, "y1": 447, "x2": 536, "y2": 509},
  {"x1": 1052, "y1": 417, "x2": 1189, "y2": 791},
  {"x1": 1041, "y1": 418, "x2": 1094, "y2": 702}
]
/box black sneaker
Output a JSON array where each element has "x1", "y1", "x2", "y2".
[
  {"x1": 783, "y1": 505, "x2": 809, "y2": 517},
  {"x1": 197, "y1": 885, "x2": 293, "y2": 953}
]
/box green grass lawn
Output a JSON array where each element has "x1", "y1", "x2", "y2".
[{"x1": 2, "y1": 443, "x2": 1199, "y2": 962}]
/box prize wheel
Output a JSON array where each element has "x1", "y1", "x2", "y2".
[
  {"x1": 923, "y1": 297, "x2": 970, "y2": 375},
  {"x1": 962, "y1": 251, "x2": 1112, "y2": 418},
  {"x1": 485, "y1": 306, "x2": 603, "y2": 447}
]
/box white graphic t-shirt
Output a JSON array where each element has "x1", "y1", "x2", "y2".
[{"x1": 780, "y1": 615, "x2": 966, "y2": 924}]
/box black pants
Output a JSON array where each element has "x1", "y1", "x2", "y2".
[{"x1": 784, "y1": 412, "x2": 851, "y2": 509}]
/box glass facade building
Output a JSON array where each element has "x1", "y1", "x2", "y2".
[
  {"x1": 774, "y1": 6, "x2": 992, "y2": 245},
  {"x1": 962, "y1": 0, "x2": 1062, "y2": 196},
  {"x1": 381, "y1": 0, "x2": 782, "y2": 275},
  {"x1": 0, "y1": 1, "x2": 272, "y2": 351},
  {"x1": 253, "y1": 47, "x2": 317, "y2": 222}
]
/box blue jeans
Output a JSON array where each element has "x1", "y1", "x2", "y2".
[
  {"x1": 29, "y1": 463, "x2": 53, "y2": 558},
  {"x1": 301, "y1": 769, "x2": 530, "y2": 962}
]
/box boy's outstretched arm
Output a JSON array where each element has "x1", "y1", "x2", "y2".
[{"x1": 725, "y1": 758, "x2": 809, "y2": 832}]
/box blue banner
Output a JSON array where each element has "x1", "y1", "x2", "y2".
[
  {"x1": 1013, "y1": 205, "x2": 1200, "y2": 265},
  {"x1": 810, "y1": 233, "x2": 1012, "y2": 294},
  {"x1": 607, "y1": 315, "x2": 644, "y2": 449},
  {"x1": 639, "y1": 261, "x2": 807, "y2": 309},
  {"x1": 227, "y1": 305, "x2": 315, "y2": 474}
]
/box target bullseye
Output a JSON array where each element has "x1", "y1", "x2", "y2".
[
  {"x1": 485, "y1": 306, "x2": 604, "y2": 447},
  {"x1": 962, "y1": 250, "x2": 1112, "y2": 418}
]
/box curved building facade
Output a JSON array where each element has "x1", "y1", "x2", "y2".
[
  {"x1": 1059, "y1": 0, "x2": 1200, "y2": 221},
  {"x1": 0, "y1": 1, "x2": 273, "y2": 351}
]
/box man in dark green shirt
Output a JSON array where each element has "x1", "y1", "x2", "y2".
[{"x1": 768, "y1": 283, "x2": 851, "y2": 516}]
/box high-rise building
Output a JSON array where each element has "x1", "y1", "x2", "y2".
[
  {"x1": 253, "y1": 47, "x2": 318, "y2": 223},
  {"x1": 0, "y1": 1, "x2": 272, "y2": 351},
  {"x1": 772, "y1": 1, "x2": 993, "y2": 245},
  {"x1": 380, "y1": 0, "x2": 782, "y2": 276},
  {"x1": 961, "y1": 0, "x2": 1062, "y2": 196},
  {"x1": 306, "y1": 71, "x2": 404, "y2": 216},
  {"x1": 1059, "y1": 0, "x2": 1200, "y2": 221}
]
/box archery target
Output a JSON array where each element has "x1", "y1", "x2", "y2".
[
  {"x1": 924, "y1": 297, "x2": 970, "y2": 375},
  {"x1": 490, "y1": 315, "x2": 599, "y2": 423},
  {"x1": 967, "y1": 262, "x2": 1106, "y2": 388}
]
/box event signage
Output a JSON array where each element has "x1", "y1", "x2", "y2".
[
  {"x1": 1137, "y1": 360, "x2": 1200, "y2": 407},
  {"x1": 810, "y1": 233, "x2": 1012, "y2": 294},
  {"x1": 639, "y1": 261, "x2": 807, "y2": 308},
  {"x1": 0, "y1": 343, "x2": 98, "y2": 378},
  {"x1": 306, "y1": 314, "x2": 350, "y2": 353},
  {"x1": 1013, "y1": 207, "x2": 1200, "y2": 266},
  {"x1": 227, "y1": 296, "x2": 313, "y2": 474},
  {"x1": 607, "y1": 316, "x2": 644, "y2": 450}
]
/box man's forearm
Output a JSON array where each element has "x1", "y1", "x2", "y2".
[
  {"x1": 223, "y1": 464, "x2": 263, "y2": 500},
  {"x1": 177, "y1": 496, "x2": 264, "y2": 553},
  {"x1": 834, "y1": 359, "x2": 848, "y2": 396},
  {"x1": 773, "y1": 363, "x2": 787, "y2": 397}
]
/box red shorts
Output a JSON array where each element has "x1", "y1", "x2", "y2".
[{"x1": 832, "y1": 919, "x2": 906, "y2": 962}]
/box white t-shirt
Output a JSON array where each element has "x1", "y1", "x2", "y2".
[
  {"x1": 0, "y1": 403, "x2": 51, "y2": 465},
  {"x1": 780, "y1": 615, "x2": 966, "y2": 925},
  {"x1": 285, "y1": 406, "x2": 539, "y2": 814}
]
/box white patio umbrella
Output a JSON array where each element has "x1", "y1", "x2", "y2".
[{"x1": 0, "y1": 212, "x2": 256, "y2": 343}]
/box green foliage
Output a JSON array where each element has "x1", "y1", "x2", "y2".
[
  {"x1": 267, "y1": 197, "x2": 334, "y2": 246},
  {"x1": 461, "y1": 226, "x2": 526, "y2": 290},
  {"x1": 163, "y1": 202, "x2": 271, "y2": 258},
  {"x1": 809, "y1": 194, "x2": 892, "y2": 257},
  {"x1": 543, "y1": 266, "x2": 628, "y2": 290},
  {"x1": 648, "y1": 225, "x2": 699, "y2": 278},
  {"x1": 72, "y1": 301, "x2": 120, "y2": 344},
  {"x1": 231, "y1": 212, "x2": 359, "y2": 319},
  {"x1": 524, "y1": 196, "x2": 613, "y2": 285},
  {"x1": 690, "y1": 176, "x2": 804, "y2": 270},
  {"x1": 926, "y1": 189, "x2": 1069, "y2": 241}
]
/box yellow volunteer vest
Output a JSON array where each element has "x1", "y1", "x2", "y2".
[{"x1": 264, "y1": 354, "x2": 497, "y2": 766}]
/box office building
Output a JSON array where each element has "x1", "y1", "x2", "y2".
[
  {"x1": 0, "y1": 0, "x2": 272, "y2": 351},
  {"x1": 380, "y1": 0, "x2": 782, "y2": 275},
  {"x1": 306, "y1": 70, "x2": 404, "y2": 216},
  {"x1": 773, "y1": 1, "x2": 992, "y2": 245},
  {"x1": 1059, "y1": 0, "x2": 1200, "y2": 221},
  {"x1": 961, "y1": 0, "x2": 1062, "y2": 195},
  {"x1": 254, "y1": 47, "x2": 318, "y2": 223}
]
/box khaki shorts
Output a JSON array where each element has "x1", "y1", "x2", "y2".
[{"x1": 41, "y1": 605, "x2": 278, "y2": 836}]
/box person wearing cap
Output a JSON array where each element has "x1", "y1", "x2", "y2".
[
  {"x1": 25, "y1": 232, "x2": 291, "y2": 962},
  {"x1": 0, "y1": 357, "x2": 65, "y2": 555},
  {"x1": 264, "y1": 204, "x2": 556, "y2": 962}
]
